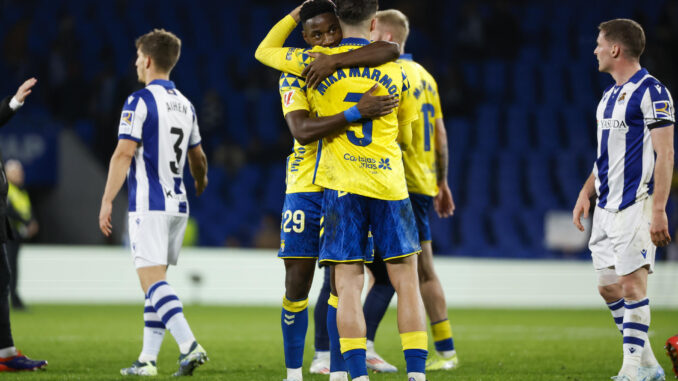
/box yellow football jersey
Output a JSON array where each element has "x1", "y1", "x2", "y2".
[
  {"x1": 260, "y1": 38, "x2": 418, "y2": 200},
  {"x1": 278, "y1": 73, "x2": 323, "y2": 193},
  {"x1": 399, "y1": 55, "x2": 444, "y2": 196}
]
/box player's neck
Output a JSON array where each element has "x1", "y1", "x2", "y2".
[
  {"x1": 610, "y1": 61, "x2": 642, "y2": 86},
  {"x1": 144, "y1": 71, "x2": 171, "y2": 86},
  {"x1": 338, "y1": 22, "x2": 371, "y2": 41}
]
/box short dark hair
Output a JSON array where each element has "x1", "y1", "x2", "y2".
[
  {"x1": 335, "y1": 0, "x2": 378, "y2": 25},
  {"x1": 598, "y1": 18, "x2": 645, "y2": 59},
  {"x1": 135, "y1": 29, "x2": 182, "y2": 73},
  {"x1": 300, "y1": 0, "x2": 336, "y2": 24}
]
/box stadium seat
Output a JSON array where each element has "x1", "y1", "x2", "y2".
[
  {"x1": 505, "y1": 105, "x2": 530, "y2": 151},
  {"x1": 482, "y1": 60, "x2": 507, "y2": 101}
]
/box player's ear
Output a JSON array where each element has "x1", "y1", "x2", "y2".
[
  {"x1": 611, "y1": 44, "x2": 620, "y2": 59},
  {"x1": 145, "y1": 55, "x2": 152, "y2": 70},
  {"x1": 370, "y1": 18, "x2": 376, "y2": 33}
]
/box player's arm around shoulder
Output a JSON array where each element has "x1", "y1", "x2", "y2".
[
  {"x1": 302, "y1": 41, "x2": 400, "y2": 89},
  {"x1": 188, "y1": 144, "x2": 208, "y2": 196}
]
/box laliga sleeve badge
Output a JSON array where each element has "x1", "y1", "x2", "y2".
[{"x1": 283, "y1": 90, "x2": 296, "y2": 107}]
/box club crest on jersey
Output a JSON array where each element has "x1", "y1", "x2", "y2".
[
  {"x1": 617, "y1": 92, "x2": 626, "y2": 105},
  {"x1": 119, "y1": 110, "x2": 134, "y2": 134},
  {"x1": 283, "y1": 90, "x2": 295, "y2": 107},
  {"x1": 653, "y1": 101, "x2": 672, "y2": 119}
]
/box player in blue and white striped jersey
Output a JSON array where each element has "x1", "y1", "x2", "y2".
[
  {"x1": 573, "y1": 19, "x2": 674, "y2": 381},
  {"x1": 99, "y1": 29, "x2": 209, "y2": 377}
]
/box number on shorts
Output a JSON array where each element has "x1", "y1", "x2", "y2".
[{"x1": 282, "y1": 210, "x2": 305, "y2": 233}]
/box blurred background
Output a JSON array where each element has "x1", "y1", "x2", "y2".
[{"x1": 0, "y1": 0, "x2": 677, "y2": 261}]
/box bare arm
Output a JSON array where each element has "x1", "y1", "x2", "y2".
[
  {"x1": 188, "y1": 144, "x2": 208, "y2": 196},
  {"x1": 572, "y1": 172, "x2": 596, "y2": 232},
  {"x1": 650, "y1": 125, "x2": 674, "y2": 246},
  {"x1": 99, "y1": 139, "x2": 137, "y2": 236},
  {"x1": 302, "y1": 41, "x2": 401, "y2": 89},
  {"x1": 285, "y1": 84, "x2": 398, "y2": 145},
  {"x1": 433, "y1": 118, "x2": 455, "y2": 217}
]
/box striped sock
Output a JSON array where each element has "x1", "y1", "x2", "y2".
[
  {"x1": 621, "y1": 298, "x2": 650, "y2": 374},
  {"x1": 401, "y1": 331, "x2": 428, "y2": 376},
  {"x1": 606, "y1": 298, "x2": 625, "y2": 335},
  {"x1": 431, "y1": 319, "x2": 455, "y2": 357},
  {"x1": 340, "y1": 337, "x2": 368, "y2": 378},
  {"x1": 282, "y1": 296, "x2": 308, "y2": 376},
  {"x1": 139, "y1": 297, "x2": 166, "y2": 363},
  {"x1": 147, "y1": 281, "x2": 195, "y2": 354}
]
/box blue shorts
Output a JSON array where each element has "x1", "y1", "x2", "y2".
[
  {"x1": 319, "y1": 189, "x2": 421, "y2": 264},
  {"x1": 278, "y1": 192, "x2": 322, "y2": 259},
  {"x1": 409, "y1": 193, "x2": 433, "y2": 242}
]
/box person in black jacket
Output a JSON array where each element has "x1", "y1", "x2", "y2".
[{"x1": 0, "y1": 77, "x2": 47, "y2": 372}]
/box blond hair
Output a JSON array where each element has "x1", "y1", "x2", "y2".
[{"x1": 375, "y1": 9, "x2": 410, "y2": 46}]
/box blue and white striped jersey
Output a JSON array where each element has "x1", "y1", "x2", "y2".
[
  {"x1": 594, "y1": 68, "x2": 674, "y2": 212},
  {"x1": 118, "y1": 79, "x2": 201, "y2": 214}
]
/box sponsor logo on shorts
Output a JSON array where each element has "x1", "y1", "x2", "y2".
[
  {"x1": 641, "y1": 249, "x2": 647, "y2": 258},
  {"x1": 280, "y1": 240, "x2": 285, "y2": 252}
]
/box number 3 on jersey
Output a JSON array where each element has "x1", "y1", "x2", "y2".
[
  {"x1": 282, "y1": 210, "x2": 305, "y2": 233},
  {"x1": 344, "y1": 92, "x2": 372, "y2": 147},
  {"x1": 170, "y1": 127, "x2": 184, "y2": 174}
]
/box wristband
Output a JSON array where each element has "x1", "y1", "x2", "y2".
[{"x1": 344, "y1": 105, "x2": 362, "y2": 123}]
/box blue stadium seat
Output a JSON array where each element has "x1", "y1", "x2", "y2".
[
  {"x1": 533, "y1": 107, "x2": 561, "y2": 153},
  {"x1": 511, "y1": 62, "x2": 537, "y2": 106},
  {"x1": 465, "y1": 153, "x2": 490, "y2": 208},
  {"x1": 474, "y1": 104, "x2": 500, "y2": 151},
  {"x1": 496, "y1": 152, "x2": 523, "y2": 209},
  {"x1": 505, "y1": 105, "x2": 530, "y2": 151},
  {"x1": 482, "y1": 60, "x2": 507, "y2": 101},
  {"x1": 525, "y1": 153, "x2": 559, "y2": 210}
]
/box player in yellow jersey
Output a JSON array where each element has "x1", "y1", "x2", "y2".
[
  {"x1": 256, "y1": 2, "x2": 401, "y2": 380},
  {"x1": 371, "y1": 9, "x2": 459, "y2": 371},
  {"x1": 257, "y1": 1, "x2": 428, "y2": 380}
]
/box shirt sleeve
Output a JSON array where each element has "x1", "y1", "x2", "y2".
[
  {"x1": 398, "y1": 66, "x2": 419, "y2": 127},
  {"x1": 118, "y1": 94, "x2": 147, "y2": 142},
  {"x1": 188, "y1": 104, "x2": 202, "y2": 148},
  {"x1": 279, "y1": 73, "x2": 310, "y2": 116},
  {"x1": 641, "y1": 81, "x2": 675, "y2": 129},
  {"x1": 254, "y1": 15, "x2": 310, "y2": 77}
]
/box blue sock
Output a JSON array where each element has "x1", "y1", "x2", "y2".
[
  {"x1": 404, "y1": 349, "x2": 428, "y2": 373},
  {"x1": 314, "y1": 267, "x2": 331, "y2": 352},
  {"x1": 281, "y1": 296, "x2": 308, "y2": 369},
  {"x1": 342, "y1": 348, "x2": 368, "y2": 378},
  {"x1": 327, "y1": 294, "x2": 346, "y2": 372},
  {"x1": 363, "y1": 283, "x2": 395, "y2": 341}
]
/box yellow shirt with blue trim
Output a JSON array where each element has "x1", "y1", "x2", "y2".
[
  {"x1": 278, "y1": 72, "x2": 323, "y2": 193},
  {"x1": 399, "y1": 55, "x2": 444, "y2": 197},
  {"x1": 279, "y1": 38, "x2": 418, "y2": 200},
  {"x1": 255, "y1": 25, "x2": 418, "y2": 199}
]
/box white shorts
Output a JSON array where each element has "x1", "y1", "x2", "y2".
[
  {"x1": 589, "y1": 196, "x2": 655, "y2": 276},
  {"x1": 128, "y1": 213, "x2": 188, "y2": 268}
]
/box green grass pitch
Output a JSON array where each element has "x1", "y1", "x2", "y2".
[{"x1": 2, "y1": 305, "x2": 677, "y2": 380}]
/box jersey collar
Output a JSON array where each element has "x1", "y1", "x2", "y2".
[
  {"x1": 399, "y1": 53, "x2": 413, "y2": 61},
  {"x1": 149, "y1": 79, "x2": 176, "y2": 89},
  {"x1": 339, "y1": 37, "x2": 370, "y2": 46},
  {"x1": 627, "y1": 68, "x2": 648, "y2": 84},
  {"x1": 614, "y1": 68, "x2": 648, "y2": 88}
]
